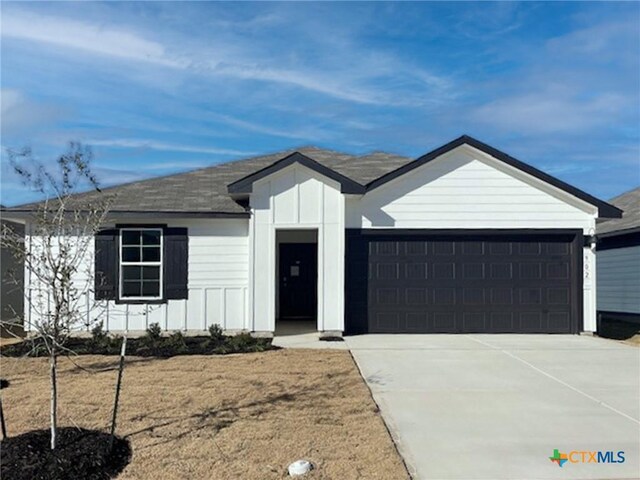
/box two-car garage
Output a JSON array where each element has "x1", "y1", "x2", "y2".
[{"x1": 345, "y1": 230, "x2": 583, "y2": 334}]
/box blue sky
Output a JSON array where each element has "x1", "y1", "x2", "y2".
[{"x1": 1, "y1": 1, "x2": 639, "y2": 206}]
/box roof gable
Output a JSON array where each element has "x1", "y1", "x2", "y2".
[
  {"x1": 227, "y1": 151, "x2": 366, "y2": 194},
  {"x1": 367, "y1": 135, "x2": 622, "y2": 218}
]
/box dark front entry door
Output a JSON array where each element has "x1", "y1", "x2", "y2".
[{"x1": 279, "y1": 243, "x2": 317, "y2": 319}]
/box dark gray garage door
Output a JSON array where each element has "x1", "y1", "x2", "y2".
[{"x1": 345, "y1": 230, "x2": 582, "y2": 334}]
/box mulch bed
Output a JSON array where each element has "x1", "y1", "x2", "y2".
[
  {"x1": 0, "y1": 427, "x2": 131, "y2": 480},
  {"x1": 597, "y1": 318, "x2": 640, "y2": 345},
  {"x1": 0, "y1": 333, "x2": 275, "y2": 358}
]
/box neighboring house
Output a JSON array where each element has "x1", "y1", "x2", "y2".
[
  {"x1": 596, "y1": 187, "x2": 640, "y2": 323},
  {"x1": 1, "y1": 136, "x2": 622, "y2": 336},
  {"x1": 1, "y1": 211, "x2": 25, "y2": 338}
]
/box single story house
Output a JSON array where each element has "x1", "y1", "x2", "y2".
[
  {"x1": 3, "y1": 135, "x2": 622, "y2": 336},
  {"x1": 596, "y1": 187, "x2": 640, "y2": 323}
]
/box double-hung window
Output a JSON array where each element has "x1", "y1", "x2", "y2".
[{"x1": 120, "y1": 228, "x2": 162, "y2": 300}]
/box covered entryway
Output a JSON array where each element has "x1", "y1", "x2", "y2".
[
  {"x1": 345, "y1": 230, "x2": 582, "y2": 334},
  {"x1": 275, "y1": 229, "x2": 318, "y2": 335}
]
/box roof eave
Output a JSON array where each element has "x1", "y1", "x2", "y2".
[
  {"x1": 0, "y1": 209, "x2": 250, "y2": 220},
  {"x1": 596, "y1": 226, "x2": 640, "y2": 238}
]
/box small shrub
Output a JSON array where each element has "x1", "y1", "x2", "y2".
[
  {"x1": 90, "y1": 322, "x2": 107, "y2": 343},
  {"x1": 108, "y1": 335, "x2": 125, "y2": 355},
  {"x1": 227, "y1": 333, "x2": 257, "y2": 353},
  {"x1": 208, "y1": 324, "x2": 225, "y2": 342},
  {"x1": 164, "y1": 331, "x2": 188, "y2": 355},
  {"x1": 145, "y1": 323, "x2": 163, "y2": 341},
  {"x1": 88, "y1": 322, "x2": 116, "y2": 353},
  {"x1": 139, "y1": 323, "x2": 163, "y2": 353}
]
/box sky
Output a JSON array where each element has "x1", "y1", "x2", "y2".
[{"x1": 1, "y1": 1, "x2": 639, "y2": 206}]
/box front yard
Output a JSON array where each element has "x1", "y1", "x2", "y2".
[{"x1": 0, "y1": 350, "x2": 408, "y2": 479}]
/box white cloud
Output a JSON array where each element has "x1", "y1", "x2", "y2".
[
  {"x1": 1, "y1": 10, "x2": 187, "y2": 68},
  {"x1": 1, "y1": 89, "x2": 22, "y2": 113},
  {"x1": 0, "y1": 8, "x2": 453, "y2": 107},
  {"x1": 87, "y1": 138, "x2": 254, "y2": 156},
  {"x1": 90, "y1": 166, "x2": 158, "y2": 188},
  {"x1": 209, "y1": 13, "x2": 283, "y2": 30},
  {"x1": 214, "y1": 63, "x2": 403, "y2": 106},
  {"x1": 454, "y1": 2, "x2": 525, "y2": 40},
  {"x1": 547, "y1": 17, "x2": 639, "y2": 57},
  {"x1": 469, "y1": 13, "x2": 638, "y2": 137},
  {"x1": 143, "y1": 161, "x2": 211, "y2": 170},
  {"x1": 541, "y1": 162, "x2": 596, "y2": 175},
  {"x1": 210, "y1": 113, "x2": 329, "y2": 140},
  {"x1": 1, "y1": 89, "x2": 65, "y2": 137},
  {"x1": 471, "y1": 91, "x2": 627, "y2": 133}
]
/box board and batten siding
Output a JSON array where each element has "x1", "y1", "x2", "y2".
[
  {"x1": 597, "y1": 245, "x2": 640, "y2": 315},
  {"x1": 250, "y1": 163, "x2": 345, "y2": 333},
  {"x1": 24, "y1": 218, "x2": 250, "y2": 333}
]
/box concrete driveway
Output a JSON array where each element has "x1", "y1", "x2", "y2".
[{"x1": 346, "y1": 335, "x2": 640, "y2": 480}]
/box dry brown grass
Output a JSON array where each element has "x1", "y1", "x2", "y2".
[
  {"x1": 1, "y1": 350, "x2": 409, "y2": 479},
  {"x1": 0, "y1": 336, "x2": 23, "y2": 347}
]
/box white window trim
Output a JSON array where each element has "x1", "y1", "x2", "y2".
[{"x1": 119, "y1": 227, "x2": 163, "y2": 301}]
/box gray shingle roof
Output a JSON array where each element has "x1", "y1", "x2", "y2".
[
  {"x1": 5, "y1": 137, "x2": 621, "y2": 220},
  {"x1": 597, "y1": 187, "x2": 640, "y2": 235},
  {"x1": 8, "y1": 147, "x2": 412, "y2": 215}
]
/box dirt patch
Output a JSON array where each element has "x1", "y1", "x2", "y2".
[
  {"x1": 0, "y1": 350, "x2": 409, "y2": 479},
  {"x1": 597, "y1": 318, "x2": 640, "y2": 346}
]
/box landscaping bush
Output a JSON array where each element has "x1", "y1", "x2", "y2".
[
  {"x1": 91, "y1": 322, "x2": 108, "y2": 344},
  {"x1": 138, "y1": 323, "x2": 162, "y2": 352},
  {"x1": 208, "y1": 323, "x2": 225, "y2": 343},
  {"x1": 88, "y1": 322, "x2": 117, "y2": 353},
  {"x1": 228, "y1": 332, "x2": 265, "y2": 352},
  {"x1": 155, "y1": 331, "x2": 188, "y2": 357},
  {"x1": 0, "y1": 324, "x2": 275, "y2": 358}
]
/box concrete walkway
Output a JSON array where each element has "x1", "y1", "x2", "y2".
[
  {"x1": 346, "y1": 334, "x2": 640, "y2": 480},
  {"x1": 272, "y1": 320, "x2": 348, "y2": 349},
  {"x1": 272, "y1": 331, "x2": 348, "y2": 349}
]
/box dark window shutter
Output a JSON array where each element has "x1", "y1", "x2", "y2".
[
  {"x1": 95, "y1": 229, "x2": 118, "y2": 300},
  {"x1": 163, "y1": 228, "x2": 188, "y2": 300}
]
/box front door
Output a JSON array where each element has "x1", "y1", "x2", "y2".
[{"x1": 279, "y1": 243, "x2": 317, "y2": 319}]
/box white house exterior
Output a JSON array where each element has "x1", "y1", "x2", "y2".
[
  {"x1": 3, "y1": 136, "x2": 622, "y2": 336},
  {"x1": 596, "y1": 188, "x2": 640, "y2": 323}
]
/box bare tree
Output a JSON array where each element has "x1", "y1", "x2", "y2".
[{"x1": 1, "y1": 143, "x2": 113, "y2": 449}]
